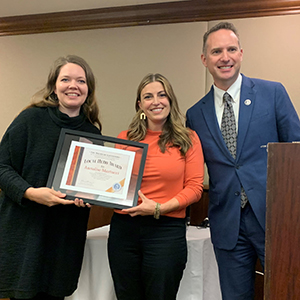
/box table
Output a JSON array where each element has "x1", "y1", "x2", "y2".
[{"x1": 66, "y1": 225, "x2": 221, "y2": 300}]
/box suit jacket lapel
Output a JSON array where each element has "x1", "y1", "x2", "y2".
[
  {"x1": 236, "y1": 75, "x2": 255, "y2": 160},
  {"x1": 201, "y1": 87, "x2": 235, "y2": 161}
]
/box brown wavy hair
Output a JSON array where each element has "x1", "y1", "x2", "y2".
[
  {"x1": 27, "y1": 55, "x2": 101, "y2": 130},
  {"x1": 127, "y1": 73, "x2": 193, "y2": 156}
]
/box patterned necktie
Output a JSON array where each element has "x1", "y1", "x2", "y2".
[
  {"x1": 221, "y1": 92, "x2": 236, "y2": 158},
  {"x1": 240, "y1": 188, "x2": 248, "y2": 208},
  {"x1": 221, "y1": 92, "x2": 248, "y2": 208}
]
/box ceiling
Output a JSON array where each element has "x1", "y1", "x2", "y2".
[{"x1": 0, "y1": 0, "x2": 183, "y2": 17}]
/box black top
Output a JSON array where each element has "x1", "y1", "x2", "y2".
[{"x1": 0, "y1": 106, "x2": 101, "y2": 298}]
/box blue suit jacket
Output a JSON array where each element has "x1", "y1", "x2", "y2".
[{"x1": 186, "y1": 74, "x2": 300, "y2": 250}]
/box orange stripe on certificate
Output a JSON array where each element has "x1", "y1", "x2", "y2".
[{"x1": 66, "y1": 146, "x2": 81, "y2": 185}]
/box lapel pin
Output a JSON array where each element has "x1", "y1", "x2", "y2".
[{"x1": 244, "y1": 99, "x2": 251, "y2": 106}]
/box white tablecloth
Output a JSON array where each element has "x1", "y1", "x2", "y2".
[{"x1": 66, "y1": 225, "x2": 221, "y2": 300}]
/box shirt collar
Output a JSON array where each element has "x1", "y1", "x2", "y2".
[{"x1": 214, "y1": 74, "x2": 242, "y2": 107}]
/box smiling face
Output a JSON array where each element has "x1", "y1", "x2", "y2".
[
  {"x1": 201, "y1": 29, "x2": 243, "y2": 91},
  {"x1": 138, "y1": 81, "x2": 170, "y2": 131},
  {"x1": 54, "y1": 63, "x2": 88, "y2": 117}
]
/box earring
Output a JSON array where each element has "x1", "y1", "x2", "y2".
[{"x1": 140, "y1": 112, "x2": 146, "y2": 120}]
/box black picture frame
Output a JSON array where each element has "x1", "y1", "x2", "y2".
[{"x1": 46, "y1": 128, "x2": 148, "y2": 209}]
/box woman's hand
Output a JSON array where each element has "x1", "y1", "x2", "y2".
[
  {"x1": 24, "y1": 187, "x2": 74, "y2": 207},
  {"x1": 122, "y1": 190, "x2": 156, "y2": 217},
  {"x1": 74, "y1": 198, "x2": 92, "y2": 208},
  {"x1": 122, "y1": 190, "x2": 181, "y2": 217}
]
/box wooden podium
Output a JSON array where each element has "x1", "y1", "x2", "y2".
[{"x1": 264, "y1": 143, "x2": 300, "y2": 299}]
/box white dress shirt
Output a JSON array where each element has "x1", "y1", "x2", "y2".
[{"x1": 213, "y1": 74, "x2": 242, "y2": 133}]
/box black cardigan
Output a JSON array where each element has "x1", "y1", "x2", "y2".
[{"x1": 0, "y1": 106, "x2": 101, "y2": 299}]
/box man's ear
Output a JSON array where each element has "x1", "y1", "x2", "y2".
[
  {"x1": 201, "y1": 53, "x2": 207, "y2": 67},
  {"x1": 240, "y1": 48, "x2": 244, "y2": 62}
]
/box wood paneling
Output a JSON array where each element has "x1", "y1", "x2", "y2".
[
  {"x1": 265, "y1": 143, "x2": 300, "y2": 299},
  {"x1": 1, "y1": 0, "x2": 300, "y2": 36},
  {"x1": 87, "y1": 205, "x2": 114, "y2": 230},
  {"x1": 189, "y1": 184, "x2": 209, "y2": 226}
]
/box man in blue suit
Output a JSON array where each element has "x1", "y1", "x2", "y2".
[{"x1": 186, "y1": 22, "x2": 300, "y2": 300}]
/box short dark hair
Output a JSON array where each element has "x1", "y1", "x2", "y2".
[{"x1": 202, "y1": 22, "x2": 241, "y2": 54}]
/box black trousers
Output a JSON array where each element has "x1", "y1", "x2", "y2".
[
  {"x1": 108, "y1": 213, "x2": 187, "y2": 300},
  {"x1": 11, "y1": 292, "x2": 64, "y2": 300}
]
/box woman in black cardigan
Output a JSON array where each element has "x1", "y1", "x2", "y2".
[{"x1": 0, "y1": 55, "x2": 102, "y2": 300}]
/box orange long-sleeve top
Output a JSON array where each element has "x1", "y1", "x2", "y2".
[{"x1": 116, "y1": 129, "x2": 204, "y2": 218}]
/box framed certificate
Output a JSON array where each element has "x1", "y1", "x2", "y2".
[{"x1": 47, "y1": 128, "x2": 148, "y2": 209}]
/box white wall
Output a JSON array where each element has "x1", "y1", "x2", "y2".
[
  {"x1": 0, "y1": 22, "x2": 206, "y2": 138},
  {"x1": 1, "y1": 15, "x2": 300, "y2": 136},
  {"x1": 1, "y1": 14, "x2": 300, "y2": 185}
]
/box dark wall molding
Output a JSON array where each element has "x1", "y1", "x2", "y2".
[{"x1": 1, "y1": 0, "x2": 300, "y2": 36}]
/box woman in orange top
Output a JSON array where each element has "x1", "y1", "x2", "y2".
[{"x1": 107, "y1": 73, "x2": 204, "y2": 300}]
